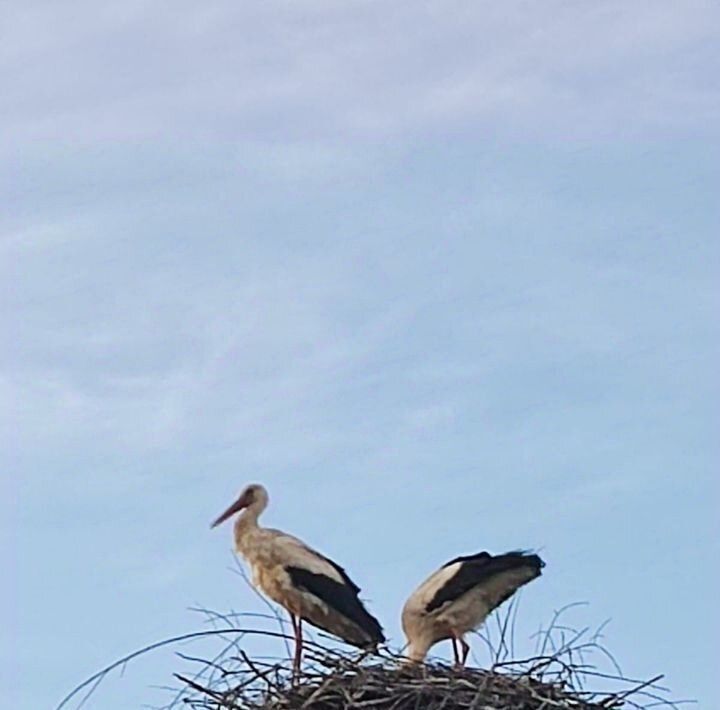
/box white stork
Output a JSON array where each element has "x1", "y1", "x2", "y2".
[
  {"x1": 402, "y1": 551, "x2": 544, "y2": 666},
  {"x1": 211, "y1": 483, "x2": 385, "y2": 672}
]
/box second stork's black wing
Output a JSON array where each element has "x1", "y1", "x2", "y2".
[{"x1": 426, "y1": 551, "x2": 544, "y2": 613}]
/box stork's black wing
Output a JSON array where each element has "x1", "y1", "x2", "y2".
[
  {"x1": 285, "y1": 566, "x2": 385, "y2": 644},
  {"x1": 442, "y1": 550, "x2": 492, "y2": 568},
  {"x1": 283, "y1": 533, "x2": 362, "y2": 594},
  {"x1": 426, "y1": 551, "x2": 544, "y2": 613},
  {"x1": 314, "y1": 553, "x2": 361, "y2": 594}
]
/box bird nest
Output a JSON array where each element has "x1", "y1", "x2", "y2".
[
  {"x1": 176, "y1": 657, "x2": 575, "y2": 709},
  {"x1": 56, "y1": 606, "x2": 683, "y2": 710},
  {"x1": 174, "y1": 646, "x2": 668, "y2": 710}
]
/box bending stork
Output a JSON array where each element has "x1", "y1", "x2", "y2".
[
  {"x1": 402, "y1": 550, "x2": 544, "y2": 666},
  {"x1": 211, "y1": 483, "x2": 384, "y2": 672}
]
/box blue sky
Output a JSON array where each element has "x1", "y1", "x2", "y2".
[{"x1": 3, "y1": 2, "x2": 719, "y2": 708}]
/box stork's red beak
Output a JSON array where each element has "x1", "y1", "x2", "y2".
[{"x1": 211, "y1": 492, "x2": 250, "y2": 528}]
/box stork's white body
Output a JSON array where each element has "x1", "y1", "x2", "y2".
[
  {"x1": 212, "y1": 484, "x2": 384, "y2": 671},
  {"x1": 402, "y1": 551, "x2": 544, "y2": 665}
]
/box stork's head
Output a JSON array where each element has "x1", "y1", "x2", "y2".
[{"x1": 211, "y1": 483, "x2": 269, "y2": 528}]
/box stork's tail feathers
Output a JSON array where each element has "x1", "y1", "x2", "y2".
[
  {"x1": 482, "y1": 550, "x2": 545, "y2": 582},
  {"x1": 445, "y1": 549, "x2": 544, "y2": 571},
  {"x1": 513, "y1": 551, "x2": 545, "y2": 575},
  {"x1": 285, "y1": 566, "x2": 385, "y2": 648},
  {"x1": 358, "y1": 606, "x2": 385, "y2": 647}
]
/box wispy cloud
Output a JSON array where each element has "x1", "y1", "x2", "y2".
[
  {"x1": 2, "y1": 1, "x2": 717, "y2": 152},
  {"x1": 2, "y1": 5, "x2": 718, "y2": 709}
]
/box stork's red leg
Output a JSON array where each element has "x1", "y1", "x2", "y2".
[
  {"x1": 290, "y1": 613, "x2": 301, "y2": 676},
  {"x1": 451, "y1": 637, "x2": 460, "y2": 666},
  {"x1": 289, "y1": 613, "x2": 304, "y2": 676},
  {"x1": 296, "y1": 618, "x2": 304, "y2": 671},
  {"x1": 459, "y1": 637, "x2": 470, "y2": 667}
]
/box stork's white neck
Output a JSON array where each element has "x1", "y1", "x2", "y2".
[
  {"x1": 233, "y1": 501, "x2": 264, "y2": 555},
  {"x1": 406, "y1": 639, "x2": 432, "y2": 663}
]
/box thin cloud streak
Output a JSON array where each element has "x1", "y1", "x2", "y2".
[
  {"x1": 2, "y1": 4, "x2": 718, "y2": 708},
  {"x1": 1, "y1": 1, "x2": 718, "y2": 149}
]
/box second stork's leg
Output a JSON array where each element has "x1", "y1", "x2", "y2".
[
  {"x1": 450, "y1": 637, "x2": 460, "y2": 667},
  {"x1": 459, "y1": 637, "x2": 470, "y2": 667}
]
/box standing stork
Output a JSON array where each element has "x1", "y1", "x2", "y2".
[
  {"x1": 402, "y1": 550, "x2": 544, "y2": 666},
  {"x1": 211, "y1": 483, "x2": 385, "y2": 672}
]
